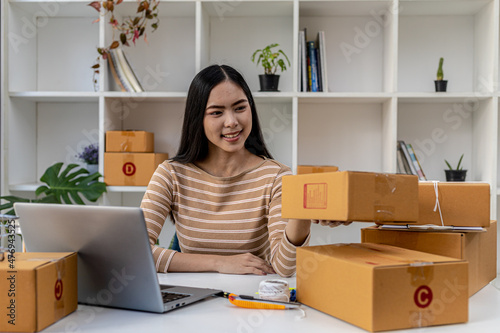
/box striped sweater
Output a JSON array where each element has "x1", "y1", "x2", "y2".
[{"x1": 140, "y1": 158, "x2": 309, "y2": 277}]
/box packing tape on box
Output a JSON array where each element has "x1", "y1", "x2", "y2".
[
  {"x1": 27, "y1": 257, "x2": 67, "y2": 320},
  {"x1": 123, "y1": 155, "x2": 136, "y2": 186},
  {"x1": 54, "y1": 258, "x2": 66, "y2": 320},
  {"x1": 432, "y1": 181, "x2": 445, "y2": 226},
  {"x1": 374, "y1": 173, "x2": 396, "y2": 222}
]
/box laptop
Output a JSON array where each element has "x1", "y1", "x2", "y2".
[{"x1": 15, "y1": 202, "x2": 222, "y2": 313}]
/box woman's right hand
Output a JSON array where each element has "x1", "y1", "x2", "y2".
[{"x1": 215, "y1": 253, "x2": 275, "y2": 276}]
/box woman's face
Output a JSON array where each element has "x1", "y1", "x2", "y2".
[{"x1": 203, "y1": 81, "x2": 252, "y2": 156}]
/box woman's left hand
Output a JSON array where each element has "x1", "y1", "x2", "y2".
[{"x1": 311, "y1": 220, "x2": 352, "y2": 228}]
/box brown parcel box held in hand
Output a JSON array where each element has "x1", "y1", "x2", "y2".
[
  {"x1": 282, "y1": 171, "x2": 419, "y2": 223},
  {"x1": 361, "y1": 221, "x2": 497, "y2": 296},
  {"x1": 297, "y1": 243, "x2": 468, "y2": 332},
  {"x1": 0, "y1": 252, "x2": 77, "y2": 332},
  {"x1": 418, "y1": 182, "x2": 490, "y2": 227},
  {"x1": 105, "y1": 131, "x2": 154, "y2": 153},
  {"x1": 104, "y1": 152, "x2": 168, "y2": 186}
]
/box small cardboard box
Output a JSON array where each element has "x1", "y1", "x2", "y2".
[
  {"x1": 282, "y1": 171, "x2": 418, "y2": 222},
  {"x1": 297, "y1": 165, "x2": 339, "y2": 174},
  {"x1": 105, "y1": 131, "x2": 154, "y2": 153},
  {"x1": 418, "y1": 182, "x2": 490, "y2": 227},
  {"x1": 361, "y1": 221, "x2": 497, "y2": 296},
  {"x1": 0, "y1": 252, "x2": 78, "y2": 332},
  {"x1": 297, "y1": 243, "x2": 468, "y2": 332},
  {"x1": 104, "y1": 152, "x2": 168, "y2": 186}
]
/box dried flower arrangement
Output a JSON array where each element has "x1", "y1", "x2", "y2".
[
  {"x1": 88, "y1": 0, "x2": 160, "y2": 90},
  {"x1": 77, "y1": 143, "x2": 99, "y2": 165}
]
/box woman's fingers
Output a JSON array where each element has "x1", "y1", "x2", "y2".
[{"x1": 311, "y1": 220, "x2": 353, "y2": 228}]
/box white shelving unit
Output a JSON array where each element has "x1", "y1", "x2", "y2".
[{"x1": 1, "y1": 1, "x2": 500, "y2": 261}]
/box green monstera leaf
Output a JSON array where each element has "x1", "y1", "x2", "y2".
[
  {"x1": 0, "y1": 195, "x2": 58, "y2": 216},
  {"x1": 36, "y1": 163, "x2": 107, "y2": 204},
  {"x1": 0, "y1": 163, "x2": 107, "y2": 215}
]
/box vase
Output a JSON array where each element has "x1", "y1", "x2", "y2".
[
  {"x1": 86, "y1": 164, "x2": 99, "y2": 174},
  {"x1": 434, "y1": 80, "x2": 448, "y2": 92},
  {"x1": 445, "y1": 169, "x2": 467, "y2": 181},
  {"x1": 259, "y1": 74, "x2": 280, "y2": 91}
]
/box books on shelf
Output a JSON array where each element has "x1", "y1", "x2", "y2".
[
  {"x1": 307, "y1": 41, "x2": 319, "y2": 92},
  {"x1": 316, "y1": 31, "x2": 328, "y2": 92},
  {"x1": 397, "y1": 140, "x2": 427, "y2": 181},
  {"x1": 298, "y1": 30, "x2": 328, "y2": 92},
  {"x1": 108, "y1": 48, "x2": 144, "y2": 92}
]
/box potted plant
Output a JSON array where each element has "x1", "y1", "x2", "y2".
[
  {"x1": 77, "y1": 143, "x2": 99, "y2": 174},
  {"x1": 435, "y1": 57, "x2": 448, "y2": 92},
  {"x1": 0, "y1": 163, "x2": 107, "y2": 216},
  {"x1": 251, "y1": 43, "x2": 291, "y2": 91},
  {"x1": 444, "y1": 154, "x2": 466, "y2": 181}
]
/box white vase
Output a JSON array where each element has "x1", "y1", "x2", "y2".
[{"x1": 86, "y1": 164, "x2": 99, "y2": 174}]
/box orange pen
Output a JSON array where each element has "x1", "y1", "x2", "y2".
[{"x1": 227, "y1": 293, "x2": 300, "y2": 310}]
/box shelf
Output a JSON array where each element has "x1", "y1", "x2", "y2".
[
  {"x1": 202, "y1": 1, "x2": 293, "y2": 18},
  {"x1": 10, "y1": 184, "x2": 147, "y2": 194},
  {"x1": 2, "y1": 0, "x2": 500, "y2": 217},
  {"x1": 397, "y1": 92, "x2": 492, "y2": 104},
  {"x1": 9, "y1": 183, "x2": 41, "y2": 192},
  {"x1": 399, "y1": 0, "x2": 491, "y2": 16},
  {"x1": 9, "y1": 91, "x2": 100, "y2": 102},
  {"x1": 106, "y1": 186, "x2": 147, "y2": 193},
  {"x1": 298, "y1": 92, "x2": 393, "y2": 104},
  {"x1": 300, "y1": 1, "x2": 393, "y2": 17},
  {"x1": 8, "y1": 0, "x2": 98, "y2": 17},
  {"x1": 103, "y1": 92, "x2": 188, "y2": 103}
]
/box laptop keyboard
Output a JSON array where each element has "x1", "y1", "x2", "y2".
[{"x1": 162, "y1": 292, "x2": 190, "y2": 303}]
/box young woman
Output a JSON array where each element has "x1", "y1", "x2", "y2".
[{"x1": 140, "y1": 65, "x2": 348, "y2": 277}]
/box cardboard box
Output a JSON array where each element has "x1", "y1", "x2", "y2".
[
  {"x1": 361, "y1": 221, "x2": 497, "y2": 296},
  {"x1": 297, "y1": 165, "x2": 339, "y2": 174},
  {"x1": 0, "y1": 252, "x2": 77, "y2": 332},
  {"x1": 297, "y1": 243, "x2": 468, "y2": 332},
  {"x1": 105, "y1": 131, "x2": 154, "y2": 153},
  {"x1": 418, "y1": 181, "x2": 490, "y2": 227},
  {"x1": 282, "y1": 171, "x2": 419, "y2": 223},
  {"x1": 104, "y1": 152, "x2": 168, "y2": 186}
]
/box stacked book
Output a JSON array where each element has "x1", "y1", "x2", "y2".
[
  {"x1": 397, "y1": 140, "x2": 426, "y2": 180},
  {"x1": 298, "y1": 30, "x2": 328, "y2": 92},
  {"x1": 108, "y1": 48, "x2": 144, "y2": 92}
]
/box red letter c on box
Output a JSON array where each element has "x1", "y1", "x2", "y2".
[{"x1": 414, "y1": 285, "x2": 433, "y2": 308}]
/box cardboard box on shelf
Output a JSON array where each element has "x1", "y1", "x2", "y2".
[
  {"x1": 297, "y1": 165, "x2": 339, "y2": 174},
  {"x1": 418, "y1": 181, "x2": 490, "y2": 227},
  {"x1": 297, "y1": 243, "x2": 468, "y2": 332},
  {"x1": 104, "y1": 152, "x2": 168, "y2": 186},
  {"x1": 105, "y1": 131, "x2": 154, "y2": 153},
  {"x1": 282, "y1": 171, "x2": 418, "y2": 223},
  {"x1": 361, "y1": 221, "x2": 497, "y2": 296},
  {"x1": 0, "y1": 252, "x2": 77, "y2": 332}
]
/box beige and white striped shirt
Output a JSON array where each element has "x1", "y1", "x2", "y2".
[{"x1": 140, "y1": 158, "x2": 309, "y2": 277}]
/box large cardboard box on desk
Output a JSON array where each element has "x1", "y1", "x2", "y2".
[
  {"x1": 282, "y1": 171, "x2": 419, "y2": 222},
  {"x1": 361, "y1": 221, "x2": 497, "y2": 296},
  {"x1": 105, "y1": 130, "x2": 154, "y2": 152},
  {"x1": 297, "y1": 243, "x2": 468, "y2": 332},
  {"x1": 418, "y1": 181, "x2": 490, "y2": 227},
  {"x1": 104, "y1": 152, "x2": 168, "y2": 186},
  {"x1": 0, "y1": 252, "x2": 77, "y2": 332}
]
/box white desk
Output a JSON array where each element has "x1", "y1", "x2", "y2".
[{"x1": 44, "y1": 273, "x2": 500, "y2": 333}]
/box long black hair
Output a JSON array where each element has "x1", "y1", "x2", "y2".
[{"x1": 173, "y1": 64, "x2": 273, "y2": 163}]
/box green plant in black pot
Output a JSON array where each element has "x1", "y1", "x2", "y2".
[
  {"x1": 251, "y1": 43, "x2": 290, "y2": 92},
  {"x1": 435, "y1": 57, "x2": 448, "y2": 92},
  {"x1": 444, "y1": 154, "x2": 467, "y2": 181}
]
